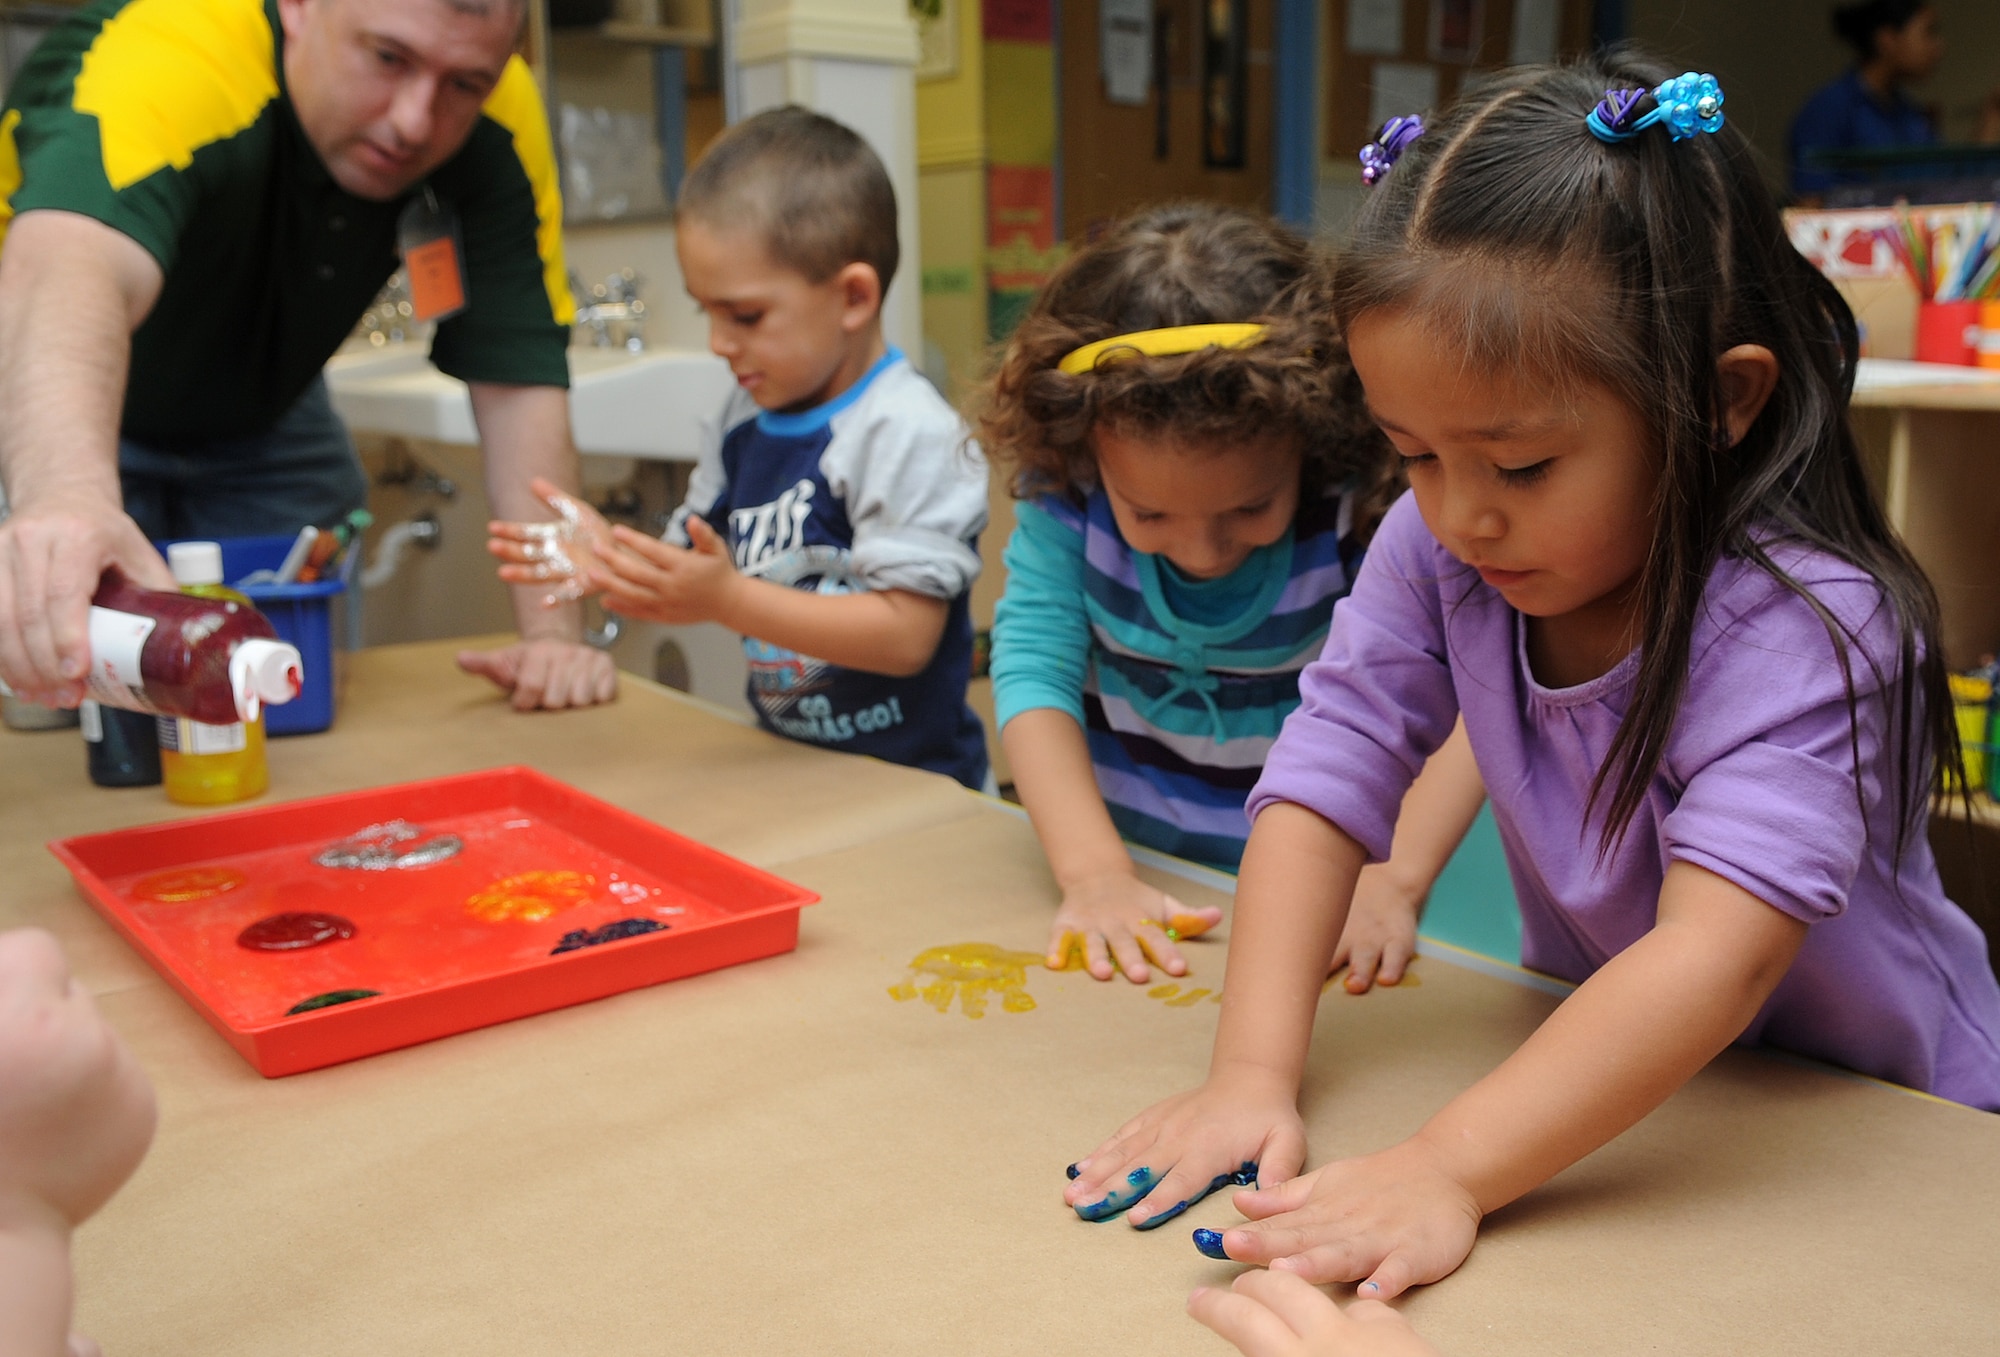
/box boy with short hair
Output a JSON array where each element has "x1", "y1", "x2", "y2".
[{"x1": 489, "y1": 106, "x2": 991, "y2": 788}]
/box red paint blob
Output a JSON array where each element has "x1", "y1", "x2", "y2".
[{"x1": 237, "y1": 912, "x2": 356, "y2": 952}]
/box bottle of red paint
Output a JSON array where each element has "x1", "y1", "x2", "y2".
[{"x1": 86, "y1": 565, "x2": 303, "y2": 726}]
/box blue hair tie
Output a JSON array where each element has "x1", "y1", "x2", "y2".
[
  {"x1": 1587, "y1": 72, "x2": 1725, "y2": 144},
  {"x1": 1359, "y1": 115, "x2": 1425, "y2": 185}
]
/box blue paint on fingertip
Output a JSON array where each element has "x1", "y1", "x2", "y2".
[
  {"x1": 1193, "y1": 1228, "x2": 1230, "y2": 1260},
  {"x1": 1133, "y1": 1199, "x2": 1190, "y2": 1230},
  {"x1": 1065, "y1": 1163, "x2": 1081, "y2": 1180},
  {"x1": 1075, "y1": 1166, "x2": 1157, "y2": 1221}
]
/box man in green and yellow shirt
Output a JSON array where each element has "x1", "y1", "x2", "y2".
[{"x1": 0, "y1": 0, "x2": 617, "y2": 711}]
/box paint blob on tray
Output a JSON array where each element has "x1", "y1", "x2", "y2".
[
  {"x1": 238, "y1": 912, "x2": 355, "y2": 952},
  {"x1": 314, "y1": 819, "x2": 463, "y2": 871},
  {"x1": 466, "y1": 869, "x2": 596, "y2": 923},
  {"x1": 286, "y1": 988, "x2": 381, "y2": 1015},
  {"x1": 551, "y1": 917, "x2": 667, "y2": 954},
  {"x1": 91, "y1": 804, "x2": 719, "y2": 1029},
  {"x1": 133, "y1": 866, "x2": 246, "y2": 903}
]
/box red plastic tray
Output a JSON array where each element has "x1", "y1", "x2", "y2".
[{"x1": 49, "y1": 766, "x2": 817, "y2": 1077}]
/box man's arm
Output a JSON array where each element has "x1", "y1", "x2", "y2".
[
  {"x1": 456, "y1": 381, "x2": 616, "y2": 710},
  {"x1": 0, "y1": 210, "x2": 173, "y2": 706}
]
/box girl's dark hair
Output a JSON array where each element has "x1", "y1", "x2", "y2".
[
  {"x1": 978, "y1": 202, "x2": 1395, "y2": 520},
  {"x1": 1832, "y1": 1, "x2": 1929, "y2": 62},
  {"x1": 1335, "y1": 50, "x2": 1958, "y2": 856}
]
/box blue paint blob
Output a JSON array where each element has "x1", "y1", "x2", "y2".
[
  {"x1": 1076, "y1": 1165, "x2": 1157, "y2": 1221},
  {"x1": 551, "y1": 917, "x2": 667, "y2": 955},
  {"x1": 1065, "y1": 1163, "x2": 1081, "y2": 1180},
  {"x1": 1130, "y1": 1161, "x2": 1259, "y2": 1230},
  {"x1": 1134, "y1": 1199, "x2": 1191, "y2": 1230},
  {"x1": 1193, "y1": 1229, "x2": 1230, "y2": 1260}
]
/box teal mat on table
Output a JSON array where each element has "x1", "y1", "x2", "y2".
[{"x1": 1418, "y1": 806, "x2": 1521, "y2": 965}]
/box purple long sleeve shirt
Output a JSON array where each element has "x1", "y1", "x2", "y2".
[{"x1": 1251, "y1": 494, "x2": 2000, "y2": 1109}]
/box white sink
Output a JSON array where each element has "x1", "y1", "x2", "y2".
[{"x1": 324, "y1": 341, "x2": 735, "y2": 461}]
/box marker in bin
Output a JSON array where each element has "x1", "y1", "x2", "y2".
[{"x1": 292, "y1": 509, "x2": 373, "y2": 584}]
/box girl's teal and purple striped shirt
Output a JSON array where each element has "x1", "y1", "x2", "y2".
[{"x1": 991, "y1": 488, "x2": 1363, "y2": 871}]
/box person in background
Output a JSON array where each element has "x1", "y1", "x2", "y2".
[
  {"x1": 1789, "y1": 0, "x2": 2000, "y2": 197},
  {"x1": 0, "y1": 929, "x2": 156, "y2": 1357},
  {"x1": 487, "y1": 108, "x2": 992, "y2": 789},
  {"x1": 0, "y1": 0, "x2": 616, "y2": 715}
]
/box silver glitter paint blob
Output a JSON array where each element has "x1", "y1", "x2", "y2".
[{"x1": 314, "y1": 819, "x2": 464, "y2": 871}]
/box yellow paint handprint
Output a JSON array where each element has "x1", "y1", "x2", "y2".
[
  {"x1": 1146, "y1": 982, "x2": 1222, "y2": 1007},
  {"x1": 888, "y1": 943, "x2": 1047, "y2": 1019}
]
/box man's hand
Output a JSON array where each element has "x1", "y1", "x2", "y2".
[
  {"x1": 0, "y1": 497, "x2": 174, "y2": 706},
  {"x1": 0, "y1": 210, "x2": 167, "y2": 707},
  {"x1": 456, "y1": 637, "x2": 616, "y2": 711}
]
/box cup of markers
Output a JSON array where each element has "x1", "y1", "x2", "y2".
[{"x1": 1880, "y1": 204, "x2": 2000, "y2": 367}]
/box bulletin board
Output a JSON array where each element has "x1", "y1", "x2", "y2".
[{"x1": 1325, "y1": 0, "x2": 1593, "y2": 162}]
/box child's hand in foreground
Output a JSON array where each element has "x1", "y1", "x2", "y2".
[
  {"x1": 486, "y1": 477, "x2": 618, "y2": 606},
  {"x1": 0, "y1": 928, "x2": 157, "y2": 1357},
  {"x1": 0, "y1": 929, "x2": 156, "y2": 1222},
  {"x1": 1330, "y1": 866, "x2": 1422, "y2": 995},
  {"x1": 1064, "y1": 1070, "x2": 1304, "y2": 1230},
  {"x1": 1046, "y1": 870, "x2": 1223, "y2": 983},
  {"x1": 1189, "y1": 1270, "x2": 1439, "y2": 1357},
  {"x1": 1206, "y1": 1139, "x2": 1480, "y2": 1300}
]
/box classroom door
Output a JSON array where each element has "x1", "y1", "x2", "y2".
[{"x1": 1059, "y1": 0, "x2": 1276, "y2": 240}]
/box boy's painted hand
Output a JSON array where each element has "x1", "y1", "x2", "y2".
[
  {"x1": 1188, "y1": 1271, "x2": 1440, "y2": 1357},
  {"x1": 592, "y1": 518, "x2": 741, "y2": 626},
  {"x1": 486, "y1": 477, "x2": 617, "y2": 607},
  {"x1": 1064, "y1": 1069, "x2": 1304, "y2": 1231},
  {"x1": 1208, "y1": 1138, "x2": 1480, "y2": 1300},
  {"x1": 1330, "y1": 868, "x2": 1422, "y2": 994},
  {"x1": 1046, "y1": 870, "x2": 1223, "y2": 983}
]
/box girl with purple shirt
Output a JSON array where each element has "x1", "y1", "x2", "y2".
[{"x1": 1062, "y1": 54, "x2": 2000, "y2": 1302}]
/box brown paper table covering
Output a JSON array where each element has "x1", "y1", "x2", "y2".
[{"x1": 3, "y1": 640, "x2": 1996, "y2": 1355}]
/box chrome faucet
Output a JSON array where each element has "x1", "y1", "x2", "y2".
[{"x1": 572, "y1": 268, "x2": 647, "y2": 351}]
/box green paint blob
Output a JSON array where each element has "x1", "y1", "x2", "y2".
[{"x1": 285, "y1": 989, "x2": 382, "y2": 1015}]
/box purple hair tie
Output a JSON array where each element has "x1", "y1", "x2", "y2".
[{"x1": 1359, "y1": 115, "x2": 1425, "y2": 186}]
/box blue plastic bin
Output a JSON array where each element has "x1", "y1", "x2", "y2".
[{"x1": 157, "y1": 535, "x2": 361, "y2": 737}]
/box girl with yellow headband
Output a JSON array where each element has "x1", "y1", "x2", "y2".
[{"x1": 982, "y1": 203, "x2": 1485, "y2": 988}]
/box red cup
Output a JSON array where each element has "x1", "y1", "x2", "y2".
[{"x1": 1916, "y1": 299, "x2": 1982, "y2": 366}]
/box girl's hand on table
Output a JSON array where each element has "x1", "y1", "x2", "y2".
[
  {"x1": 1330, "y1": 868, "x2": 1421, "y2": 994},
  {"x1": 1064, "y1": 1068, "x2": 1303, "y2": 1230},
  {"x1": 1046, "y1": 870, "x2": 1223, "y2": 983},
  {"x1": 1189, "y1": 1270, "x2": 1440, "y2": 1357},
  {"x1": 486, "y1": 477, "x2": 617, "y2": 606},
  {"x1": 1213, "y1": 1138, "x2": 1480, "y2": 1300}
]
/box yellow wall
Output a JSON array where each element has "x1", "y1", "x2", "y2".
[{"x1": 915, "y1": 0, "x2": 988, "y2": 400}]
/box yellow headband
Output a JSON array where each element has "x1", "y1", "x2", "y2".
[{"x1": 1056, "y1": 323, "x2": 1270, "y2": 376}]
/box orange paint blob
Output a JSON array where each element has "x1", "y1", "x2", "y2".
[
  {"x1": 465, "y1": 870, "x2": 596, "y2": 923},
  {"x1": 133, "y1": 866, "x2": 247, "y2": 904}
]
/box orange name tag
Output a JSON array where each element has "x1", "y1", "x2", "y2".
[
  {"x1": 404, "y1": 235, "x2": 464, "y2": 321},
  {"x1": 398, "y1": 187, "x2": 466, "y2": 323}
]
